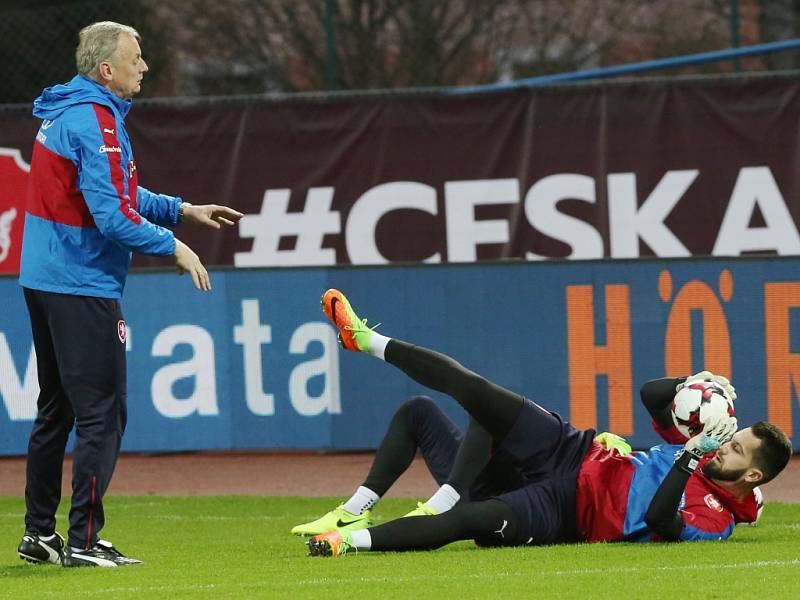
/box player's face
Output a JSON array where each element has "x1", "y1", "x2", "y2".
[
  {"x1": 704, "y1": 428, "x2": 762, "y2": 483},
  {"x1": 104, "y1": 33, "x2": 148, "y2": 99}
]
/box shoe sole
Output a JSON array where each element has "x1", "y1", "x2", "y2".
[
  {"x1": 321, "y1": 289, "x2": 359, "y2": 351},
  {"x1": 63, "y1": 555, "x2": 144, "y2": 567},
  {"x1": 306, "y1": 538, "x2": 335, "y2": 557},
  {"x1": 62, "y1": 552, "x2": 143, "y2": 568},
  {"x1": 18, "y1": 552, "x2": 60, "y2": 565},
  {"x1": 63, "y1": 556, "x2": 118, "y2": 568}
]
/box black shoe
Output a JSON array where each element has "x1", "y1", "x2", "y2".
[
  {"x1": 18, "y1": 531, "x2": 65, "y2": 564},
  {"x1": 62, "y1": 540, "x2": 143, "y2": 568}
]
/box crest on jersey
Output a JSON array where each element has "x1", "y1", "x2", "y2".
[{"x1": 704, "y1": 493, "x2": 723, "y2": 512}]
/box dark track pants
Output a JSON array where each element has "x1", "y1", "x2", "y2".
[
  {"x1": 23, "y1": 288, "x2": 127, "y2": 549},
  {"x1": 362, "y1": 395, "x2": 522, "y2": 501},
  {"x1": 367, "y1": 340, "x2": 594, "y2": 550}
]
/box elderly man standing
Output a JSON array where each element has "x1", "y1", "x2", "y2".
[{"x1": 16, "y1": 21, "x2": 242, "y2": 568}]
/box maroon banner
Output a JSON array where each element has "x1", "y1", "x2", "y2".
[{"x1": 2, "y1": 74, "x2": 800, "y2": 273}]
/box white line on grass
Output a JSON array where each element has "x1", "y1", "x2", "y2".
[
  {"x1": 143, "y1": 514, "x2": 279, "y2": 521},
  {"x1": 544, "y1": 558, "x2": 800, "y2": 577},
  {"x1": 110, "y1": 502, "x2": 165, "y2": 509},
  {"x1": 35, "y1": 558, "x2": 800, "y2": 596}
]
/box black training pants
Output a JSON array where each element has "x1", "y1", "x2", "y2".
[{"x1": 23, "y1": 288, "x2": 127, "y2": 549}]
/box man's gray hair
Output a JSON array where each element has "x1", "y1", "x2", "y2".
[{"x1": 76, "y1": 21, "x2": 140, "y2": 76}]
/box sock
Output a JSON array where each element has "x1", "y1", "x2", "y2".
[
  {"x1": 350, "y1": 529, "x2": 372, "y2": 550},
  {"x1": 70, "y1": 546, "x2": 85, "y2": 553},
  {"x1": 39, "y1": 534, "x2": 56, "y2": 542},
  {"x1": 368, "y1": 332, "x2": 391, "y2": 360},
  {"x1": 343, "y1": 486, "x2": 380, "y2": 515},
  {"x1": 425, "y1": 484, "x2": 461, "y2": 514}
]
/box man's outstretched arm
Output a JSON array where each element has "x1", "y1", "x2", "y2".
[
  {"x1": 640, "y1": 377, "x2": 685, "y2": 430},
  {"x1": 641, "y1": 372, "x2": 738, "y2": 439}
]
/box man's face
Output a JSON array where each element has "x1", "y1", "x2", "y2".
[
  {"x1": 104, "y1": 33, "x2": 148, "y2": 99},
  {"x1": 704, "y1": 427, "x2": 762, "y2": 483}
]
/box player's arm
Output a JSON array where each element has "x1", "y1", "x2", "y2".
[
  {"x1": 644, "y1": 419, "x2": 737, "y2": 541},
  {"x1": 640, "y1": 377, "x2": 685, "y2": 430},
  {"x1": 643, "y1": 372, "x2": 738, "y2": 424},
  {"x1": 139, "y1": 188, "x2": 243, "y2": 231},
  {"x1": 643, "y1": 447, "x2": 695, "y2": 540}
]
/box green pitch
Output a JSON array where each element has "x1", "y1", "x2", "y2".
[{"x1": 1, "y1": 496, "x2": 799, "y2": 599}]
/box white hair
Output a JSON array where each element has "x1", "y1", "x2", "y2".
[{"x1": 76, "y1": 21, "x2": 140, "y2": 76}]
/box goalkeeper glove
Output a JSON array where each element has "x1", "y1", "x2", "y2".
[
  {"x1": 685, "y1": 414, "x2": 738, "y2": 454},
  {"x1": 594, "y1": 432, "x2": 632, "y2": 456},
  {"x1": 676, "y1": 370, "x2": 737, "y2": 403},
  {"x1": 678, "y1": 416, "x2": 736, "y2": 474}
]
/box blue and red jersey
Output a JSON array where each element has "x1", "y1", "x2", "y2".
[
  {"x1": 575, "y1": 421, "x2": 759, "y2": 543},
  {"x1": 19, "y1": 75, "x2": 181, "y2": 298}
]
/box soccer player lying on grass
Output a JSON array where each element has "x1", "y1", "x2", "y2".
[{"x1": 298, "y1": 289, "x2": 792, "y2": 557}]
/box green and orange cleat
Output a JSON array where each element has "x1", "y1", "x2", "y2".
[
  {"x1": 306, "y1": 530, "x2": 354, "y2": 557},
  {"x1": 402, "y1": 502, "x2": 437, "y2": 518},
  {"x1": 321, "y1": 289, "x2": 379, "y2": 352},
  {"x1": 291, "y1": 504, "x2": 372, "y2": 536}
]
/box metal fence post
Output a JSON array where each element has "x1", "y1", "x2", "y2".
[{"x1": 325, "y1": 0, "x2": 338, "y2": 91}]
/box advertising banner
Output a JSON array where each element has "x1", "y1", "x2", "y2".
[
  {"x1": 1, "y1": 257, "x2": 798, "y2": 455},
  {"x1": 1, "y1": 75, "x2": 799, "y2": 274}
]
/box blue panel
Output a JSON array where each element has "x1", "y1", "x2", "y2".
[{"x1": 1, "y1": 257, "x2": 799, "y2": 454}]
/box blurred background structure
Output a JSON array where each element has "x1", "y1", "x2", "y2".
[{"x1": 2, "y1": 0, "x2": 800, "y2": 103}]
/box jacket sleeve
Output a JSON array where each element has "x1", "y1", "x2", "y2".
[
  {"x1": 137, "y1": 186, "x2": 182, "y2": 227},
  {"x1": 72, "y1": 104, "x2": 176, "y2": 256},
  {"x1": 643, "y1": 459, "x2": 690, "y2": 540},
  {"x1": 641, "y1": 377, "x2": 689, "y2": 443}
]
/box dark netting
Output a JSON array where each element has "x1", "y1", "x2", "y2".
[
  {"x1": 1, "y1": 0, "x2": 798, "y2": 105},
  {"x1": 0, "y1": 0, "x2": 169, "y2": 104}
]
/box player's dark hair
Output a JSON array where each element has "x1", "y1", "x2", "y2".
[{"x1": 750, "y1": 422, "x2": 792, "y2": 484}]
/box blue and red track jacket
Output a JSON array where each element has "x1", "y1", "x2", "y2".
[
  {"x1": 576, "y1": 422, "x2": 760, "y2": 543},
  {"x1": 19, "y1": 75, "x2": 181, "y2": 298}
]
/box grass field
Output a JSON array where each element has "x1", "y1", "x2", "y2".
[{"x1": 1, "y1": 496, "x2": 799, "y2": 599}]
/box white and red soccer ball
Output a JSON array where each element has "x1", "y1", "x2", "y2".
[{"x1": 671, "y1": 381, "x2": 735, "y2": 439}]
